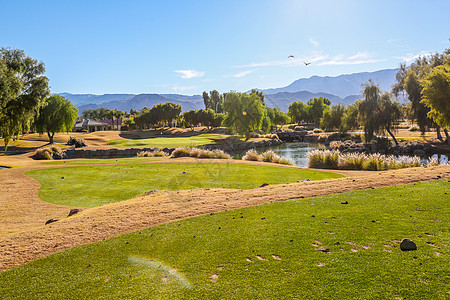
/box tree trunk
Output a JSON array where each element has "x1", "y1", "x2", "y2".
[
  {"x1": 436, "y1": 125, "x2": 443, "y2": 141},
  {"x1": 47, "y1": 132, "x2": 54, "y2": 144},
  {"x1": 384, "y1": 125, "x2": 399, "y2": 146},
  {"x1": 444, "y1": 129, "x2": 450, "y2": 146}
]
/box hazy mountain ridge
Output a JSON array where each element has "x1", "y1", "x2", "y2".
[
  {"x1": 61, "y1": 68, "x2": 399, "y2": 114},
  {"x1": 261, "y1": 69, "x2": 398, "y2": 98}
]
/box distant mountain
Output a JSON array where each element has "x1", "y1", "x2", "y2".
[
  {"x1": 261, "y1": 69, "x2": 398, "y2": 98},
  {"x1": 58, "y1": 93, "x2": 135, "y2": 106},
  {"x1": 265, "y1": 91, "x2": 360, "y2": 112},
  {"x1": 76, "y1": 93, "x2": 203, "y2": 113},
  {"x1": 62, "y1": 68, "x2": 401, "y2": 115}
]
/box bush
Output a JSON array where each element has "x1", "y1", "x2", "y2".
[
  {"x1": 260, "y1": 150, "x2": 281, "y2": 163},
  {"x1": 34, "y1": 148, "x2": 52, "y2": 160},
  {"x1": 278, "y1": 157, "x2": 293, "y2": 165},
  {"x1": 171, "y1": 147, "x2": 191, "y2": 158},
  {"x1": 137, "y1": 150, "x2": 168, "y2": 157},
  {"x1": 309, "y1": 149, "x2": 423, "y2": 170},
  {"x1": 242, "y1": 149, "x2": 260, "y2": 161},
  {"x1": 427, "y1": 156, "x2": 440, "y2": 167},
  {"x1": 313, "y1": 128, "x2": 324, "y2": 133},
  {"x1": 408, "y1": 125, "x2": 420, "y2": 131}
]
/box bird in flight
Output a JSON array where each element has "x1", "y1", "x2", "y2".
[
  {"x1": 304, "y1": 61, "x2": 311, "y2": 66},
  {"x1": 288, "y1": 55, "x2": 294, "y2": 58}
]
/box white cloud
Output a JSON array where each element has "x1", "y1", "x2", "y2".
[
  {"x1": 396, "y1": 51, "x2": 433, "y2": 62},
  {"x1": 233, "y1": 69, "x2": 256, "y2": 78},
  {"x1": 171, "y1": 85, "x2": 196, "y2": 91},
  {"x1": 317, "y1": 52, "x2": 384, "y2": 66},
  {"x1": 235, "y1": 52, "x2": 383, "y2": 68},
  {"x1": 174, "y1": 70, "x2": 205, "y2": 79},
  {"x1": 309, "y1": 38, "x2": 319, "y2": 47}
]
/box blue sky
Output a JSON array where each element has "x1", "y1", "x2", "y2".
[{"x1": 1, "y1": 0, "x2": 449, "y2": 95}]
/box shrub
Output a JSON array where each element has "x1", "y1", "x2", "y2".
[
  {"x1": 34, "y1": 148, "x2": 52, "y2": 160},
  {"x1": 153, "y1": 150, "x2": 168, "y2": 157},
  {"x1": 408, "y1": 125, "x2": 420, "y2": 131},
  {"x1": 212, "y1": 149, "x2": 231, "y2": 159},
  {"x1": 313, "y1": 128, "x2": 324, "y2": 133},
  {"x1": 50, "y1": 145, "x2": 62, "y2": 155},
  {"x1": 171, "y1": 147, "x2": 191, "y2": 158},
  {"x1": 309, "y1": 149, "x2": 424, "y2": 170},
  {"x1": 189, "y1": 148, "x2": 202, "y2": 157},
  {"x1": 318, "y1": 134, "x2": 328, "y2": 142},
  {"x1": 242, "y1": 149, "x2": 260, "y2": 161},
  {"x1": 427, "y1": 156, "x2": 440, "y2": 167},
  {"x1": 137, "y1": 151, "x2": 151, "y2": 157},
  {"x1": 278, "y1": 157, "x2": 293, "y2": 165},
  {"x1": 260, "y1": 150, "x2": 281, "y2": 163}
]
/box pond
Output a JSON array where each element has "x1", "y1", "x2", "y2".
[
  {"x1": 233, "y1": 142, "x2": 448, "y2": 168},
  {"x1": 233, "y1": 142, "x2": 324, "y2": 168}
]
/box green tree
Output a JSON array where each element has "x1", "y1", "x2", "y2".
[
  {"x1": 198, "y1": 109, "x2": 216, "y2": 131},
  {"x1": 182, "y1": 110, "x2": 200, "y2": 131},
  {"x1": 320, "y1": 103, "x2": 345, "y2": 132},
  {"x1": 0, "y1": 48, "x2": 50, "y2": 149},
  {"x1": 421, "y1": 64, "x2": 450, "y2": 144},
  {"x1": 288, "y1": 101, "x2": 309, "y2": 124},
  {"x1": 82, "y1": 107, "x2": 110, "y2": 120},
  {"x1": 307, "y1": 97, "x2": 330, "y2": 126},
  {"x1": 34, "y1": 95, "x2": 78, "y2": 144},
  {"x1": 266, "y1": 107, "x2": 290, "y2": 130},
  {"x1": 342, "y1": 102, "x2": 360, "y2": 132},
  {"x1": 203, "y1": 90, "x2": 223, "y2": 113},
  {"x1": 358, "y1": 82, "x2": 401, "y2": 145},
  {"x1": 223, "y1": 92, "x2": 265, "y2": 137}
]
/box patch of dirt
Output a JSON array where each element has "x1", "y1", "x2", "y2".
[{"x1": 0, "y1": 157, "x2": 448, "y2": 273}]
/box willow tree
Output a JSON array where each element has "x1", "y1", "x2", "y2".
[
  {"x1": 0, "y1": 48, "x2": 49, "y2": 149},
  {"x1": 421, "y1": 64, "x2": 450, "y2": 144},
  {"x1": 34, "y1": 95, "x2": 78, "y2": 144},
  {"x1": 358, "y1": 81, "x2": 400, "y2": 145},
  {"x1": 223, "y1": 92, "x2": 265, "y2": 137}
]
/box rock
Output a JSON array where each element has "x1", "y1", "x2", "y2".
[
  {"x1": 68, "y1": 208, "x2": 81, "y2": 217},
  {"x1": 341, "y1": 201, "x2": 348, "y2": 204},
  {"x1": 260, "y1": 183, "x2": 269, "y2": 188},
  {"x1": 297, "y1": 178, "x2": 311, "y2": 183},
  {"x1": 400, "y1": 238, "x2": 417, "y2": 251},
  {"x1": 45, "y1": 218, "x2": 59, "y2": 225}
]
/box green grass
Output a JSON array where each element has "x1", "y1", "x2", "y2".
[
  {"x1": 26, "y1": 162, "x2": 343, "y2": 207},
  {"x1": 107, "y1": 134, "x2": 226, "y2": 148},
  {"x1": 42, "y1": 157, "x2": 165, "y2": 165},
  {"x1": 1, "y1": 179, "x2": 448, "y2": 299}
]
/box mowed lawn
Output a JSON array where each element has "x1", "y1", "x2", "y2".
[
  {"x1": 0, "y1": 180, "x2": 448, "y2": 299},
  {"x1": 42, "y1": 157, "x2": 165, "y2": 165},
  {"x1": 107, "y1": 134, "x2": 227, "y2": 148},
  {"x1": 26, "y1": 162, "x2": 343, "y2": 207}
]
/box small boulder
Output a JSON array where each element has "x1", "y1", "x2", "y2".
[
  {"x1": 400, "y1": 238, "x2": 417, "y2": 251},
  {"x1": 260, "y1": 183, "x2": 269, "y2": 188},
  {"x1": 341, "y1": 201, "x2": 349, "y2": 204},
  {"x1": 68, "y1": 208, "x2": 82, "y2": 217},
  {"x1": 45, "y1": 218, "x2": 59, "y2": 225}
]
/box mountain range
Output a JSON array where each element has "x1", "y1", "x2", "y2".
[{"x1": 62, "y1": 68, "x2": 399, "y2": 114}]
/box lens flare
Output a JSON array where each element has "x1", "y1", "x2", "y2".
[{"x1": 128, "y1": 255, "x2": 192, "y2": 289}]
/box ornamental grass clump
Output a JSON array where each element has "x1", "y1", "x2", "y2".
[
  {"x1": 34, "y1": 144, "x2": 63, "y2": 160},
  {"x1": 308, "y1": 149, "x2": 423, "y2": 170},
  {"x1": 171, "y1": 147, "x2": 191, "y2": 158},
  {"x1": 137, "y1": 150, "x2": 168, "y2": 157},
  {"x1": 260, "y1": 150, "x2": 281, "y2": 163},
  {"x1": 339, "y1": 152, "x2": 365, "y2": 170},
  {"x1": 426, "y1": 156, "x2": 440, "y2": 167},
  {"x1": 34, "y1": 148, "x2": 52, "y2": 160},
  {"x1": 242, "y1": 149, "x2": 260, "y2": 161}
]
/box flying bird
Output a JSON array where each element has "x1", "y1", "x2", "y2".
[
  {"x1": 288, "y1": 55, "x2": 294, "y2": 58},
  {"x1": 304, "y1": 61, "x2": 311, "y2": 66}
]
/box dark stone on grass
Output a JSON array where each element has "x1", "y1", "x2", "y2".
[
  {"x1": 297, "y1": 179, "x2": 310, "y2": 183},
  {"x1": 341, "y1": 201, "x2": 348, "y2": 204},
  {"x1": 260, "y1": 183, "x2": 269, "y2": 188},
  {"x1": 400, "y1": 238, "x2": 417, "y2": 251},
  {"x1": 45, "y1": 218, "x2": 59, "y2": 225},
  {"x1": 68, "y1": 208, "x2": 81, "y2": 217}
]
